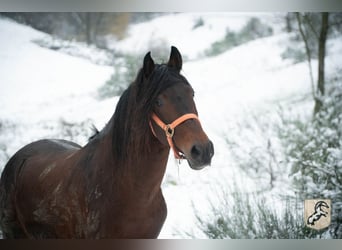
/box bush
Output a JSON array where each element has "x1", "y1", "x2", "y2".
[
  {"x1": 278, "y1": 80, "x2": 342, "y2": 238},
  {"x1": 239, "y1": 17, "x2": 274, "y2": 42},
  {"x1": 189, "y1": 184, "x2": 321, "y2": 239},
  {"x1": 281, "y1": 45, "x2": 307, "y2": 63},
  {"x1": 192, "y1": 17, "x2": 205, "y2": 30},
  {"x1": 205, "y1": 30, "x2": 239, "y2": 56},
  {"x1": 205, "y1": 17, "x2": 273, "y2": 56},
  {"x1": 98, "y1": 53, "x2": 141, "y2": 98}
]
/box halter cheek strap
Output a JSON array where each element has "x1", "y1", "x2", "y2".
[{"x1": 149, "y1": 113, "x2": 199, "y2": 159}]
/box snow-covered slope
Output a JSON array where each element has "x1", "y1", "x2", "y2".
[
  {"x1": 0, "y1": 13, "x2": 341, "y2": 238},
  {"x1": 113, "y1": 12, "x2": 280, "y2": 60},
  {"x1": 0, "y1": 17, "x2": 114, "y2": 154}
]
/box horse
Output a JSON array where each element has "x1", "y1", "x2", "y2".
[{"x1": 0, "y1": 46, "x2": 214, "y2": 238}]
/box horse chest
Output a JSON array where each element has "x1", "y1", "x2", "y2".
[{"x1": 97, "y1": 193, "x2": 167, "y2": 238}]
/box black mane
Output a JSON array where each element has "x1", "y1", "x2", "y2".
[
  {"x1": 88, "y1": 124, "x2": 100, "y2": 141},
  {"x1": 109, "y1": 63, "x2": 190, "y2": 165}
]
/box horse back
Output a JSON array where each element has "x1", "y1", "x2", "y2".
[{"x1": 1, "y1": 139, "x2": 81, "y2": 191}]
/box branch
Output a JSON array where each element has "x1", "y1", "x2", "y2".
[
  {"x1": 295, "y1": 12, "x2": 316, "y2": 100},
  {"x1": 303, "y1": 13, "x2": 319, "y2": 40}
]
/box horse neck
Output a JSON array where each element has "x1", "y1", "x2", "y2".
[
  {"x1": 123, "y1": 138, "x2": 170, "y2": 194},
  {"x1": 88, "y1": 113, "x2": 170, "y2": 198}
]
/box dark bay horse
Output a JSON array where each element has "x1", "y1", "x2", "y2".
[{"x1": 0, "y1": 46, "x2": 214, "y2": 238}]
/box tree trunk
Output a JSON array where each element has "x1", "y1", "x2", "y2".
[
  {"x1": 314, "y1": 12, "x2": 329, "y2": 114},
  {"x1": 296, "y1": 13, "x2": 315, "y2": 101},
  {"x1": 285, "y1": 13, "x2": 293, "y2": 32}
]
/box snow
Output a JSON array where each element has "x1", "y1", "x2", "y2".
[
  {"x1": 0, "y1": 13, "x2": 341, "y2": 239},
  {"x1": 112, "y1": 12, "x2": 279, "y2": 60},
  {"x1": 0, "y1": 17, "x2": 114, "y2": 154}
]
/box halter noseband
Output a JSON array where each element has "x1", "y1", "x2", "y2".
[{"x1": 149, "y1": 113, "x2": 199, "y2": 159}]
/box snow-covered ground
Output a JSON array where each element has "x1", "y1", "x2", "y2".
[{"x1": 0, "y1": 13, "x2": 341, "y2": 238}]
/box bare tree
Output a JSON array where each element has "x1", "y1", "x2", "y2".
[
  {"x1": 314, "y1": 13, "x2": 329, "y2": 114},
  {"x1": 295, "y1": 13, "x2": 316, "y2": 101},
  {"x1": 295, "y1": 12, "x2": 330, "y2": 115}
]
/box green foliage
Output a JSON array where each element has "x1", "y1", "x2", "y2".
[{"x1": 205, "y1": 17, "x2": 273, "y2": 56}]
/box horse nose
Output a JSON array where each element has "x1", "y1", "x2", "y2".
[{"x1": 190, "y1": 140, "x2": 214, "y2": 165}]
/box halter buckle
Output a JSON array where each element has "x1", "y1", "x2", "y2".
[
  {"x1": 150, "y1": 112, "x2": 200, "y2": 159},
  {"x1": 165, "y1": 125, "x2": 174, "y2": 138}
]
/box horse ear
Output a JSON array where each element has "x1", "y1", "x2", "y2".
[
  {"x1": 143, "y1": 51, "x2": 155, "y2": 79},
  {"x1": 167, "y1": 46, "x2": 182, "y2": 72}
]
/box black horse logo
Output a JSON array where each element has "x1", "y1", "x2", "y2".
[{"x1": 307, "y1": 201, "x2": 330, "y2": 226}]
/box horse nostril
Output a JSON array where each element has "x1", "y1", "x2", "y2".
[
  {"x1": 209, "y1": 141, "x2": 214, "y2": 157},
  {"x1": 191, "y1": 144, "x2": 202, "y2": 159}
]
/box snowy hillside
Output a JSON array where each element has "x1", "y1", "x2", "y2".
[{"x1": 0, "y1": 13, "x2": 341, "y2": 238}]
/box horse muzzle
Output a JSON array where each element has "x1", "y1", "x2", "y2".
[{"x1": 186, "y1": 140, "x2": 214, "y2": 170}]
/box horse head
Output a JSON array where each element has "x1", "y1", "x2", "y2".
[{"x1": 145, "y1": 46, "x2": 214, "y2": 170}]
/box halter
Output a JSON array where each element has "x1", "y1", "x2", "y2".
[{"x1": 149, "y1": 113, "x2": 199, "y2": 159}]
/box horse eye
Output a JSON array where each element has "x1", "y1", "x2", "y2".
[{"x1": 156, "y1": 99, "x2": 163, "y2": 107}]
